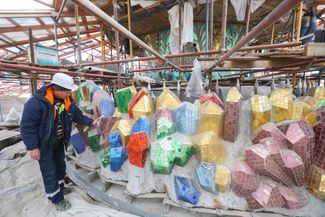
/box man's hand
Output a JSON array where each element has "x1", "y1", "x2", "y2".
[
  {"x1": 30, "y1": 148, "x2": 41, "y2": 160},
  {"x1": 92, "y1": 116, "x2": 103, "y2": 127}
]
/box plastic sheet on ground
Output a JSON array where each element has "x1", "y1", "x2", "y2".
[{"x1": 0, "y1": 142, "x2": 137, "y2": 217}]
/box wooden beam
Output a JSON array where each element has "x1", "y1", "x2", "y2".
[
  {"x1": 0, "y1": 11, "x2": 91, "y2": 18},
  {"x1": 54, "y1": 0, "x2": 63, "y2": 11},
  {"x1": 0, "y1": 20, "x2": 99, "y2": 33},
  {"x1": 200, "y1": 57, "x2": 325, "y2": 70},
  {"x1": 0, "y1": 28, "x2": 99, "y2": 49},
  {"x1": 220, "y1": 0, "x2": 228, "y2": 49},
  {"x1": 102, "y1": 0, "x2": 113, "y2": 12}
]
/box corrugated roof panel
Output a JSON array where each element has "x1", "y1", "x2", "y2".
[
  {"x1": 39, "y1": 17, "x2": 54, "y2": 25},
  {"x1": 69, "y1": 27, "x2": 76, "y2": 32},
  {"x1": 0, "y1": 18, "x2": 15, "y2": 27},
  {"x1": 32, "y1": 30, "x2": 51, "y2": 37},
  {"x1": 6, "y1": 47, "x2": 21, "y2": 53},
  {"x1": 12, "y1": 18, "x2": 40, "y2": 26},
  {"x1": 62, "y1": 17, "x2": 75, "y2": 23},
  {"x1": 79, "y1": 26, "x2": 86, "y2": 32},
  {"x1": 3, "y1": 32, "x2": 28, "y2": 42}
]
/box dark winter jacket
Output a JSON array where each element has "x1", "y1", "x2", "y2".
[{"x1": 20, "y1": 85, "x2": 93, "y2": 152}]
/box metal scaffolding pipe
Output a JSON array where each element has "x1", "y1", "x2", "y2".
[
  {"x1": 71, "y1": 0, "x2": 182, "y2": 71},
  {"x1": 67, "y1": 42, "x2": 300, "y2": 67},
  {"x1": 0, "y1": 63, "x2": 130, "y2": 79},
  {"x1": 205, "y1": 0, "x2": 303, "y2": 73}
]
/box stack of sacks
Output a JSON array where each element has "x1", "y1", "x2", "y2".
[
  {"x1": 223, "y1": 87, "x2": 242, "y2": 142},
  {"x1": 269, "y1": 88, "x2": 293, "y2": 123},
  {"x1": 251, "y1": 95, "x2": 272, "y2": 129}
]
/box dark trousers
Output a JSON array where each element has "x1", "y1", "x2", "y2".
[{"x1": 38, "y1": 142, "x2": 66, "y2": 204}]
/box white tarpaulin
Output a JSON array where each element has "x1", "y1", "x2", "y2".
[
  {"x1": 230, "y1": 0, "x2": 266, "y2": 21},
  {"x1": 168, "y1": 2, "x2": 194, "y2": 54}
]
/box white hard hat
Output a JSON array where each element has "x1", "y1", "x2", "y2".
[{"x1": 51, "y1": 73, "x2": 74, "y2": 90}]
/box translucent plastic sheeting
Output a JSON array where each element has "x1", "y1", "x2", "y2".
[
  {"x1": 168, "y1": 2, "x2": 193, "y2": 54},
  {"x1": 186, "y1": 59, "x2": 205, "y2": 97},
  {"x1": 4, "y1": 107, "x2": 20, "y2": 123},
  {"x1": 230, "y1": 0, "x2": 266, "y2": 21}
]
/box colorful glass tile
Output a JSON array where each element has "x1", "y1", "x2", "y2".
[
  {"x1": 156, "y1": 88, "x2": 181, "y2": 110},
  {"x1": 111, "y1": 119, "x2": 134, "y2": 146},
  {"x1": 199, "y1": 92, "x2": 224, "y2": 109},
  {"x1": 174, "y1": 176, "x2": 201, "y2": 205},
  {"x1": 115, "y1": 87, "x2": 134, "y2": 113},
  {"x1": 191, "y1": 131, "x2": 226, "y2": 164},
  {"x1": 108, "y1": 131, "x2": 122, "y2": 148},
  {"x1": 127, "y1": 132, "x2": 149, "y2": 168},
  {"x1": 174, "y1": 102, "x2": 199, "y2": 136},
  {"x1": 157, "y1": 117, "x2": 176, "y2": 139},
  {"x1": 269, "y1": 88, "x2": 293, "y2": 123},
  {"x1": 231, "y1": 160, "x2": 258, "y2": 197},
  {"x1": 110, "y1": 146, "x2": 127, "y2": 172},
  {"x1": 199, "y1": 101, "x2": 224, "y2": 137},
  {"x1": 251, "y1": 95, "x2": 272, "y2": 129},
  {"x1": 100, "y1": 148, "x2": 110, "y2": 168},
  {"x1": 196, "y1": 162, "x2": 217, "y2": 194},
  {"x1": 305, "y1": 164, "x2": 325, "y2": 200},
  {"x1": 215, "y1": 165, "x2": 230, "y2": 193},
  {"x1": 132, "y1": 116, "x2": 151, "y2": 137},
  {"x1": 132, "y1": 94, "x2": 154, "y2": 119},
  {"x1": 88, "y1": 128, "x2": 100, "y2": 152},
  {"x1": 224, "y1": 87, "x2": 242, "y2": 142}
]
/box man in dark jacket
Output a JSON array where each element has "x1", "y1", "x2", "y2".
[{"x1": 21, "y1": 73, "x2": 96, "y2": 211}]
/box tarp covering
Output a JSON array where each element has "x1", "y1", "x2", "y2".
[
  {"x1": 168, "y1": 2, "x2": 194, "y2": 54},
  {"x1": 230, "y1": 0, "x2": 265, "y2": 21}
]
